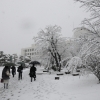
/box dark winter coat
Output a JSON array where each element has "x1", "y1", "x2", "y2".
[
  {"x1": 17, "y1": 65, "x2": 23, "y2": 73},
  {"x1": 29, "y1": 66, "x2": 36, "y2": 77},
  {"x1": 11, "y1": 66, "x2": 16, "y2": 74},
  {"x1": 2, "y1": 66, "x2": 10, "y2": 80}
]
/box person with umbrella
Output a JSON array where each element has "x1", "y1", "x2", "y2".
[
  {"x1": 11, "y1": 66, "x2": 16, "y2": 77},
  {"x1": 2, "y1": 66, "x2": 10, "y2": 89},
  {"x1": 29, "y1": 63, "x2": 37, "y2": 82},
  {"x1": 17, "y1": 64, "x2": 23, "y2": 80}
]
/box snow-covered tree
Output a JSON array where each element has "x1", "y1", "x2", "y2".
[
  {"x1": 0, "y1": 52, "x2": 12, "y2": 65},
  {"x1": 75, "y1": 0, "x2": 100, "y2": 36},
  {"x1": 12, "y1": 54, "x2": 18, "y2": 63},
  {"x1": 68, "y1": 39, "x2": 82, "y2": 57},
  {"x1": 24, "y1": 56, "x2": 31, "y2": 63},
  {"x1": 33, "y1": 25, "x2": 68, "y2": 71},
  {"x1": 19, "y1": 55, "x2": 24, "y2": 62},
  {"x1": 73, "y1": 0, "x2": 100, "y2": 82}
]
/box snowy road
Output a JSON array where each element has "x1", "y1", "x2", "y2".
[{"x1": 0, "y1": 67, "x2": 100, "y2": 100}]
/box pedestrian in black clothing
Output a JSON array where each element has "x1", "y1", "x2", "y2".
[
  {"x1": 11, "y1": 66, "x2": 16, "y2": 77},
  {"x1": 17, "y1": 64, "x2": 23, "y2": 80},
  {"x1": 29, "y1": 64, "x2": 36, "y2": 82},
  {"x1": 2, "y1": 66, "x2": 10, "y2": 89}
]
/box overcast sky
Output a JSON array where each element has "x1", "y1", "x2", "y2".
[{"x1": 0, "y1": 0, "x2": 90, "y2": 55}]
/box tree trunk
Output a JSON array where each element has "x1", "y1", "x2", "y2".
[
  {"x1": 57, "y1": 52, "x2": 61, "y2": 72},
  {"x1": 54, "y1": 53, "x2": 59, "y2": 71}
]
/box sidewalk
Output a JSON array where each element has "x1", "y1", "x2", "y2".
[{"x1": 0, "y1": 67, "x2": 100, "y2": 100}]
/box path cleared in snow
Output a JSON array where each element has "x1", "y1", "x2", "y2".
[{"x1": 0, "y1": 67, "x2": 100, "y2": 100}]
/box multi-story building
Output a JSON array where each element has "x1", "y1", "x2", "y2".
[{"x1": 21, "y1": 44, "x2": 41, "y2": 61}]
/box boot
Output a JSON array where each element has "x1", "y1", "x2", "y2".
[
  {"x1": 31, "y1": 77, "x2": 32, "y2": 82},
  {"x1": 4, "y1": 83, "x2": 5, "y2": 89},
  {"x1": 6, "y1": 83, "x2": 8, "y2": 89},
  {"x1": 34, "y1": 78, "x2": 36, "y2": 81}
]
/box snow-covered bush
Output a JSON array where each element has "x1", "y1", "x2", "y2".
[
  {"x1": 66, "y1": 56, "x2": 82, "y2": 73},
  {"x1": 85, "y1": 54, "x2": 100, "y2": 81},
  {"x1": 24, "y1": 56, "x2": 31, "y2": 63}
]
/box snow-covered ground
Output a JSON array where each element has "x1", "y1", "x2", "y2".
[{"x1": 0, "y1": 66, "x2": 100, "y2": 100}]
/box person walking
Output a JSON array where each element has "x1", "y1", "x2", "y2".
[
  {"x1": 29, "y1": 64, "x2": 36, "y2": 82},
  {"x1": 11, "y1": 66, "x2": 16, "y2": 77},
  {"x1": 17, "y1": 64, "x2": 23, "y2": 80},
  {"x1": 2, "y1": 66, "x2": 10, "y2": 89}
]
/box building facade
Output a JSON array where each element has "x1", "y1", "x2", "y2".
[
  {"x1": 73, "y1": 27, "x2": 93, "y2": 38},
  {"x1": 21, "y1": 44, "x2": 41, "y2": 61}
]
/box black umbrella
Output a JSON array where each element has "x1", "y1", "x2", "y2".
[
  {"x1": 29, "y1": 61, "x2": 41, "y2": 65},
  {"x1": 4, "y1": 62, "x2": 16, "y2": 66},
  {"x1": 17, "y1": 62, "x2": 25, "y2": 65}
]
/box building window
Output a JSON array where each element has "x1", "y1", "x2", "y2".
[
  {"x1": 32, "y1": 48, "x2": 34, "y2": 51},
  {"x1": 25, "y1": 50, "x2": 27, "y2": 52},
  {"x1": 30, "y1": 53, "x2": 31, "y2": 55},
  {"x1": 30, "y1": 49, "x2": 31, "y2": 51}
]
